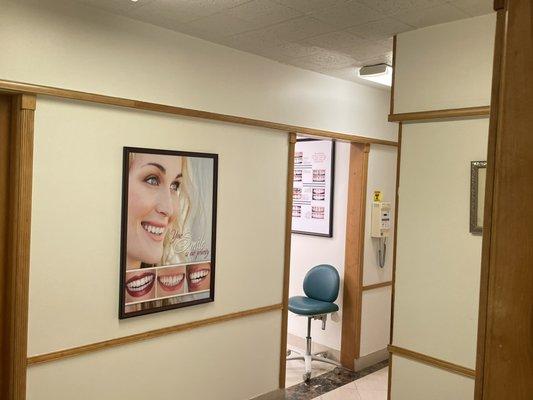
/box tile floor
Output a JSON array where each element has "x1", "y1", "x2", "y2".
[
  {"x1": 285, "y1": 351, "x2": 388, "y2": 400},
  {"x1": 319, "y1": 367, "x2": 388, "y2": 400},
  {"x1": 285, "y1": 344, "x2": 337, "y2": 388}
]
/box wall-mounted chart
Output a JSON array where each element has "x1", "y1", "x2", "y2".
[{"x1": 292, "y1": 139, "x2": 335, "y2": 237}]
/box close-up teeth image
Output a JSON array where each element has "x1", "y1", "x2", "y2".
[
  {"x1": 141, "y1": 222, "x2": 164, "y2": 236},
  {"x1": 157, "y1": 272, "x2": 185, "y2": 293},
  {"x1": 188, "y1": 269, "x2": 209, "y2": 284},
  {"x1": 125, "y1": 272, "x2": 156, "y2": 298}
]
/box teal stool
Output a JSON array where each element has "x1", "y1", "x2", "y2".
[{"x1": 287, "y1": 264, "x2": 342, "y2": 381}]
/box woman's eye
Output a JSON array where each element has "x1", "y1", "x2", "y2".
[
  {"x1": 170, "y1": 181, "x2": 180, "y2": 192},
  {"x1": 145, "y1": 176, "x2": 159, "y2": 186}
]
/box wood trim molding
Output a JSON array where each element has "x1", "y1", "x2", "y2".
[
  {"x1": 474, "y1": 9, "x2": 507, "y2": 400},
  {"x1": 362, "y1": 281, "x2": 392, "y2": 291},
  {"x1": 340, "y1": 143, "x2": 370, "y2": 369},
  {"x1": 278, "y1": 132, "x2": 296, "y2": 389},
  {"x1": 388, "y1": 106, "x2": 490, "y2": 122},
  {"x1": 390, "y1": 35, "x2": 397, "y2": 116},
  {"x1": 6, "y1": 94, "x2": 36, "y2": 400},
  {"x1": 27, "y1": 303, "x2": 282, "y2": 366},
  {"x1": 0, "y1": 78, "x2": 397, "y2": 147},
  {"x1": 0, "y1": 94, "x2": 12, "y2": 397},
  {"x1": 388, "y1": 345, "x2": 476, "y2": 378},
  {"x1": 388, "y1": 123, "x2": 402, "y2": 400},
  {"x1": 475, "y1": 2, "x2": 533, "y2": 398}
]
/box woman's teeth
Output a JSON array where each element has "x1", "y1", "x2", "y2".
[
  {"x1": 142, "y1": 223, "x2": 165, "y2": 235},
  {"x1": 189, "y1": 269, "x2": 209, "y2": 284},
  {"x1": 159, "y1": 274, "x2": 184, "y2": 287},
  {"x1": 127, "y1": 274, "x2": 154, "y2": 291}
]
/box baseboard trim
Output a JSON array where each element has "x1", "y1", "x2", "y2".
[{"x1": 354, "y1": 348, "x2": 389, "y2": 371}]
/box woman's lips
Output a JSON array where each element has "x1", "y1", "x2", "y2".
[
  {"x1": 141, "y1": 221, "x2": 166, "y2": 242},
  {"x1": 157, "y1": 273, "x2": 185, "y2": 292},
  {"x1": 187, "y1": 268, "x2": 210, "y2": 290},
  {"x1": 126, "y1": 272, "x2": 155, "y2": 298}
]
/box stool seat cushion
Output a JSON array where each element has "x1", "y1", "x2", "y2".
[{"x1": 288, "y1": 296, "x2": 339, "y2": 316}]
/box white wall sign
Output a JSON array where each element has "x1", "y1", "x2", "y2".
[{"x1": 292, "y1": 139, "x2": 335, "y2": 237}]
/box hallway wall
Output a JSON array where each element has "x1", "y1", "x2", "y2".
[
  {"x1": 390, "y1": 13, "x2": 496, "y2": 400},
  {"x1": 0, "y1": 0, "x2": 396, "y2": 399}
]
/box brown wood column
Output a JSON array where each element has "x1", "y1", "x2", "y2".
[
  {"x1": 340, "y1": 143, "x2": 369, "y2": 369},
  {"x1": 475, "y1": 0, "x2": 533, "y2": 398},
  {"x1": 0, "y1": 94, "x2": 13, "y2": 396},
  {"x1": 279, "y1": 132, "x2": 297, "y2": 388},
  {"x1": 5, "y1": 94, "x2": 35, "y2": 400}
]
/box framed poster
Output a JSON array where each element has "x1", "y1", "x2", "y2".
[
  {"x1": 119, "y1": 147, "x2": 218, "y2": 319},
  {"x1": 292, "y1": 139, "x2": 335, "y2": 237}
]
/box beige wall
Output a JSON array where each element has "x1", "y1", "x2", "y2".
[
  {"x1": 394, "y1": 120, "x2": 488, "y2": 369},
  {"x1": 394, "y1": 13, "x2": 495, "y2": 113},
  {"x1": 29, "y1": 98, "x2": 287, "y2": 354},
  {"x1": 390, "y1": 13, "x2": 495, "y2": 400},
  {"x1": 28, "y1": 98, "x2": 287, "y2": 400},
  {"x1": 360, "y1": 144, "x2": 397, "y2": 357},
  {"x1": 391, "y1": 356, "x2": 475, "y2": 400},
  {"x1": 0, "y1": 0, "x2": 397, "y2": 399}
]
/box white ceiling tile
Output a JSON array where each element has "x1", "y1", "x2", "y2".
[
  {"x1": 341, "y1": 41, "x2": 390, "y2": 62},
  {"x1": 291, "y1": 49, "x2": 361, "y2": 69},
  {"x1": 70, "y1": 0, "x2": 482, "y2": 86},
  {"x1": 265, "y1": 41, "x2": 325, "y2": 58},
  {"x1": 273, "y1": 0, "x2": 352, "y2": 13},
  {"x1": 375, "y1": 37, "x2": 394, "y2": 48},
  {"x1": 128, "y1": 1, "x2": 211, "y2": 25},
  {"x1": 267, "y1": 16, "x2": 337, "y2": 41},
  {"x1": 223, "y1": 28, "x2": 287, "y2": 51},
  {"x1": 346, "y1": 17, "x2": 414, "y2": 40},
  {"x1": 310, "y1": 1, "x2": 382, "y2": 29},
  {"x1": 358, "y1": 0, "x2": 444, "y2": 16},
  {"x1": 359, "y1": 52, "x2": 394, "y2": 66},
  {"x1": 129, "y1": 0, "x2": 250, "y2": 25},
  {"x1": 224, "y1": 0, "x2": 304, "y2": 27},
  {"x1": 185, "y1": 13, "x2": 256, "y2": 37},
  {"x1": 394, "y1": 3, "x2": 470, "y2": 28},
  {"x1": 448, "y1": 0, "x2": 494, "y2": 16},
  {"x1": 303, "y1": 31, "x2": 372, "y2": 52}
]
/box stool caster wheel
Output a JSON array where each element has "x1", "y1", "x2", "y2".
[
  {"x1": 303, "y1": 372, "x2": 311, "y2": 382},
  {"x1": 333, "y1": 367, "x2": 342, "y2": 375}
]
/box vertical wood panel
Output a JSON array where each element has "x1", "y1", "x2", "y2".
[
  {"x1": 387, "y1": 123, "x2": 402, "y2": 400},
  {"x1": 0, "y1": 95, "x2": 12, "y2": 396},
  {"x1": 474, "y1": 8, "x2": 506, "y2": 400},
  {"x1": 279, "y1": 132, "x2": 297, "y2": 389},
  {"x1": 476, "y1": 0, "x2": 533, "y2": 398},
  {"x1": 6, "y1": 94, "x2": 35, "y2": 400},
  {"x1": 340, "y1": 143, "x2": 369, "y2": 369}
]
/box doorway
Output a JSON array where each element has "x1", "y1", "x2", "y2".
[{"x1": 281, "y1": 138, "x2": 393, "y2": 397}]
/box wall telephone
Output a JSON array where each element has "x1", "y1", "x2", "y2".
[{"x1": 371, "y1": 200, "x2": 391, "y2": 268}]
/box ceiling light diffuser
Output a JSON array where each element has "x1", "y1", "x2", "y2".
[{"x1": 358, "y1": 64, "x2": 393, "y2": 87}]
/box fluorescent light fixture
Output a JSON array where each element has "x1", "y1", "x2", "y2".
[{"x1": 358, "y1": 64, "x2": 393, "y2": 87}]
